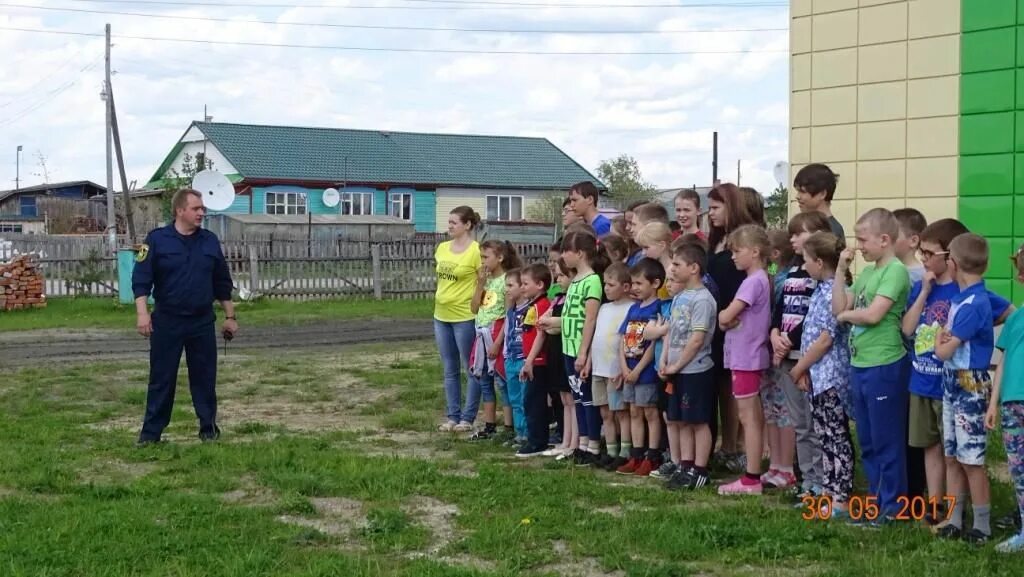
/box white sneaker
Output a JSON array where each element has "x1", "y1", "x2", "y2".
[
  {"x1": 542, "y1": 447, "x2": 564, "y2": 457},
  {"x1": 453, "y1": 421, "x2": 473, "y2": 432},
  {"x1": 438, "y1": 421, "x2": 458, "y2": 432}
]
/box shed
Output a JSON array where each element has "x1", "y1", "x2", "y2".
[{"x1": 204, "y1": 213, "x2": 415, "y2": 242}]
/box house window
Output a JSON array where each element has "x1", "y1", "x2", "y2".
[
  {"x1": 266, "y1": 191, "x2": 307, "y2": 215},
  {"x1": 20, "y1": 195, "x2": 37, "y2": 217},
  {"x1": 389, "y1": 192, "x2": 412, "y2": 221},
  {"x1": 341, "y1": 192, "x2": 373, "y2": 216},
  {"x1": 486, "y1": 195, "x2": 524, "y2": 222},
  {"x1": 0, "y1": 224, "x2": 23, "y2": 233}
]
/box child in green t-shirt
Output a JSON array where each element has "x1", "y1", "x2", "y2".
[{"x1": 834, "y1": 208, "x2": 911, "y2": 523}]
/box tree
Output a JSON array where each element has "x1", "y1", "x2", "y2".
[
  {"x1": 596, "y1": 154, "x2": 658, "y2": 211},
  {"x1": 159, "y1": 153, "x2": 213, "y2": 220},
  {"x1": 765, "y1": 184, "x2": 788, "y2": 229},
  {"x1": 527, "y1": 190, "x2": 567, "y2": 234}
]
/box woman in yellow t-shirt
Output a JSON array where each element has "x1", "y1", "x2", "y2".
[{"x1": 435, "y1": 206, "x2": 482, "y2": 432}]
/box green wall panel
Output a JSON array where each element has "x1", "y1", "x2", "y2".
[
  {"x1": 1016, "y1": 154, "x2": 1024, "y2": 193},
  {"x1": 962, "y1": 70, "x2": 1015, "y2": 114},
  {"x1": 989, "y1": 279, "x2": 1013, "y2": 301},
  {"x1": 963, "y1": 0, "x2": 1016, "y2": 31},
  {"x1": 1020, "y1": 0, "x2": 1024, "y2": 24},
  {"x1": 1019, "y1": 69, "x2": 1024, "y2": 109},
  {"x1": 1015, "y1": 196, "x2": 1024, "y2": 234},
  {"x1": 989, "y1": 237, "x2": 1015, "y2": 279},
  {"x1": 960, "y1": 154, "x2": 1015, "y2": 196},
  {"x1": 960, "y1": 195, "x2": 1014, "y2": 237},
  {"x1": 962, "y1": 28, "x2": 1016, "y2": 72},
  {"x1": 961, "y1": 112, "x2": 1016, "y2": 155},
  {"x1": 1019, "y1": 26, "x2": 1024, "y2": 66}
]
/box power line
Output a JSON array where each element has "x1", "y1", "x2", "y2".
[
  {"x1": 0, "y1": 59, "x2": 101, "y2": 128},
  {"x1": 53, "y1": 0, "x2": 787, "y2": 10},
  {"x1": 1, "y1": 48, "x2": 89, "y2": 108},
  {"x1": 2, "y1": 3, "x2": 787, "y2": 35},
  {"x1": 1, "y1": 25, "x2": 790, "y2": 55}
]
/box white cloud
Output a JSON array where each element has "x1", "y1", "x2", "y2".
[{"x1": 0, "y1": 2, "x2": 788, "y2": 196}]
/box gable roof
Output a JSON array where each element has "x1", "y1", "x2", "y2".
[
  {"x1": 0, "y1": 180, "x2": 107, "y2": 203},
  {"x1": 186, "y1": 121, "x2": 604, "y2": 191}
]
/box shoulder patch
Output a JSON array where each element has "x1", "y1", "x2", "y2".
[{"x1": 135, "y1": 244, "x2": 149, "y2": 262}]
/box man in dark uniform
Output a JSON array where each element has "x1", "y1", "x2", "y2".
[{"x1": 132, "y1": 188, "x2": 238, "y2": 445}]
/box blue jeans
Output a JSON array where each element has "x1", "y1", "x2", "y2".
[
  {"x1": 852, "y1": 357, "x2": 910, "y2": 517},
  {"x1": 505, "y1": 358, "x2": 527, "y2": 437},
  {"x1": 433, "y1": 318, "x2": 475, "y2": 424}
]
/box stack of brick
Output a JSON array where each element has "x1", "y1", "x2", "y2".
[{"x1": 0, "y1": 255, "x2": 46, "y2": 311}]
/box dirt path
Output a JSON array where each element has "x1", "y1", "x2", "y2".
[{"x1": 0, "y1": 318, "x2": 434, "y2": 367}]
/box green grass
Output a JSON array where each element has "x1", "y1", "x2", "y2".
[
  {"x1": 2, "y1": 344, "x2": 1022, "y2": 576},
  {"x1": 0, "y1": 297, "x2": 433, "y2": 332}
]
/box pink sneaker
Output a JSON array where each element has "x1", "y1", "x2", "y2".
[
  {"x1": 771, "y1": 471, "x2": 797, "y2": 489},
  {"x1": 760, "y1": 469, "x2": 781, "y2": 485},
  {"x1": 718, "y1": 477, "x2": 763, "y2": 495}
]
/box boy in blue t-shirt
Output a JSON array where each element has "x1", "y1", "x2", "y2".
[
  {"x1": 616, "y1": 257, "x2": 665, "y2": 477},
  {"x1": 903, "y1": 220, "x2": 1012, "y2": 524},
  {"x1": 934, "y1": 233, "x2": 995, "y2": 543}
]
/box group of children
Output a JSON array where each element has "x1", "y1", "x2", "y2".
[{"x1": 446, "y1": 175, "x2": 1024, "y2": 553}]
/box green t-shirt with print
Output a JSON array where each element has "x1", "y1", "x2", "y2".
[
  {"x1": 476, "y1": 273, "x2": 507, "y2": 327},
  {"x1": 997, "y1": 308, "x2": 1024, "y2": 403},
  {"x1": 849, "y1": 258, "x2": 910, "y2": 368},
  {"x1": 561, "y1": 273, "x2": 603, "y2": 358}
]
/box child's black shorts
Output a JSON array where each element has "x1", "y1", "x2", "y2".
[{"x1": 667, "y1": 369, "x2": 715, "y2": 424}]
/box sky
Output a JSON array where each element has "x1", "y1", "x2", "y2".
[{"x1": 0, "y1": 0, "x2": 790, "y2": 195}]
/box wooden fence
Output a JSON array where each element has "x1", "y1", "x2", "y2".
[{"x1": 0, "y1": 235, "x2": 549, "y2": 299}]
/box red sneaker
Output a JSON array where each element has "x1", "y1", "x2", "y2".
[
  {"x1": 634, "y1": 458, "x2": 655, "y2": 477},
  {"x1": 616, "y1": 457, "x2": 640, "y2": 475}
]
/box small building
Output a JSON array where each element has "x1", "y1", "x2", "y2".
[
  {"x1": 0, "y1": 181, "x2": 109, "y2": 234},
  {"x1": 145, "y1": 121, "x2": 605, "y2": 235}
]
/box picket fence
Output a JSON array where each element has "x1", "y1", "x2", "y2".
[{"x1": 0, "y1": 235, "x2": 550, "y2": 299}]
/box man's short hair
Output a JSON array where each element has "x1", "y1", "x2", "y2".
[
  {"x1": 949, "y1": 233, "x2": 989, "y2": 275},
  {"x1": 635, "y1": 203, "x2": 670, "y2": 225},
  {"x1": 856, "y1": 208, "x2": 899, "y2": 240},
  {"x1": 794, "y1": 163, "x2": 839, "y2": 202},
  {"x1": 172, "y1": 188, "x2": 202, "y2": 213},
  {"x1": 893, "y1": 208, "x2": 927, "y2": 238}
]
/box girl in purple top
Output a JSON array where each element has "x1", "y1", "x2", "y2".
[{"x1": 717, "y1": 225, "x2": 772, "y2": 495}]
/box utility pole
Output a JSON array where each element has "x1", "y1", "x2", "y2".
[
  {"x1": 712, "y1": 131, "x2": 719, "y2": 185},
  {"x1": 737, "y1": 159, "x2": 742, "y2": 186},
  {"x1": 104, "y1": 23, "x2": 116, "y2": 251},
  {"x1": 110, "y1": 89, "x2": 136, "y2": 243},
  {"x1": 15, "y1": 145, "x2": 21, "y2": 190}
]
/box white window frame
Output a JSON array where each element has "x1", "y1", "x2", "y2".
[
  {"x1": 341, "y1": 192, "x2": 374, "y2": 216},
  {"x1": 266, "y1": 191, "x2": 307, "y2": 215},
  {"x1": 486, "y1": 194, "x2": 524, "y2": 222},
  {"x1": 389, "y1": 192, "x2": 413, "y2": 221},
  {"x1": 0, "y1": 224, "x2": 23, "y2": 233}
]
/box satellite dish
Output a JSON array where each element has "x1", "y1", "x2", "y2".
[
  {"x1": 773, "y1": 161, "x2": 790, "y2": 186},
  {"x1": 192, "y1": 170, "x2": 235, "y2": 211},
  {"x1": 323, "y1": 187, "x2": 340, "y2": 208}
]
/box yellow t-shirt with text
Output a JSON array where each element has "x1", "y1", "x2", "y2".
[{"x1": 434, "y1": 241, "x2": 481, "y2": 323}]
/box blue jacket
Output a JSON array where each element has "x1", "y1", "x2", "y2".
[{"x1": 132, "y1": 225, "x2": 233, "y2": 317}]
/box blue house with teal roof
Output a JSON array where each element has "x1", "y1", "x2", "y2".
[{"x1": 144, "y1": 121, "x2": 603, "y2": 233}]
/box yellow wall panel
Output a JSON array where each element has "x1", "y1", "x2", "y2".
[
  {"x1": 857, "y1": 160, "x2": 906, "y2": 198},
  {"x1": 857, "y1": 197, "x2": 906, "y2": 217},
  {"x1": 792, "y1": 91, "x2": 812, "y2": 127},
  {"x1": 907, "y1": 76, "x2": 959, "y2": 118},
  {"x1": 792, "y1": 16, "x2": 812, "y2": 55},
  {"x1": 858, "y1": 81, "x2": 908, "y2": 122},
  {"x1": 813, "y1": 48, "x2": 859, "y2": 88},
  {"x1": 907, "y1": 157, "x2": 958, "y2": 197},
  {"x1": 793, "y1": 54, "x2": 812, "y2": 91},
  {"x1": 906, "y1": 116, "x2": 958, "y2": 158},
  {"x1": 857, "y1": 120, "x2": 906, "y2": 160},
  {"x1": 858, "y1": 43, "x2": 908, "y2": 83},
  {"x1": 793, "y1": 0, "x2": 813, "y2": 17},
  {"x1": 908, "y1": 35, "x2": 959, "y2": 78},
  {"x1": 910, "y1": 196, "x2": 957, "y2": 224},
  {"x1": 791, "y1": 128, "x2": 812, "y2": 164},
  {"x1": 814, "y1": 10, "x2": 860, "y2": 51},
  {"x1": 858, "y1": 2, "x2": 908, "y2": 46},
  {"x1": 908, "y1": 0, "x2": 959, "y2": 39},
  {"x1": 812, "y1": 124, "x2": 859, "y2": 162},
  {"x1": 813, "y1": 0, "x2": 858, "y2": 13},
  {"x1": 859, "y1": 0, "x2": 902, "y2": 6},
  {"x1": 829, "y1": 161, "x2": 858, "y2": 201},
  {"x1": 832, "y1": 199, "x2": 858, "y2": 232},
  {"x1": 812, "y1": 86, "x2": 858, "y2": 125}
]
